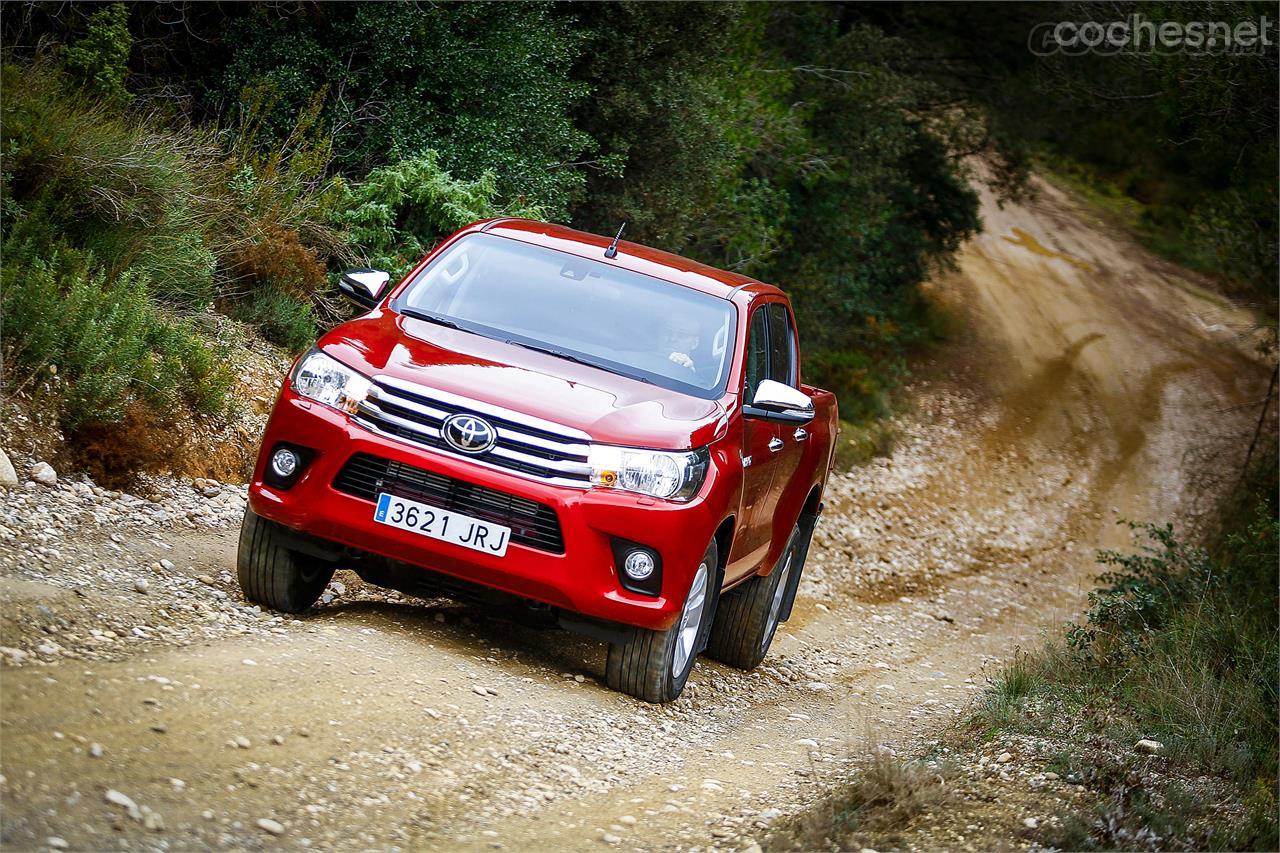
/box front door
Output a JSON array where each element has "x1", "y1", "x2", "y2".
[{"x1": 729, "y1": 305, "x2": 782, "y2": 580}]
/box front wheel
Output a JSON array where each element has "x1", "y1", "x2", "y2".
[
  {"x1": 236, "y1": 507, "x2": 335, "y2": 613},
  {"x1": 605, "y1": 539, "x2": 718, "y2": 703}
]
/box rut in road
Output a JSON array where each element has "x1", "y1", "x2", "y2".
[{"x1": 0, "y1": 176, "x2": 1268, "y2": 852}]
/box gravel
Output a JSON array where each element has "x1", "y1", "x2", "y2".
[{"x1": 257, "y1": 818, "x2": 286, "y2": 835}]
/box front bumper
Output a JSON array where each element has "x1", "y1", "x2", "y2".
[{"x1": 248, "y1": 389, "x2": 728, "y2": 631}]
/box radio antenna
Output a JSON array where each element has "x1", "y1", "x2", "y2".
[{"x1": 604, "y1": 222, "x2": 626, "y2": 259}]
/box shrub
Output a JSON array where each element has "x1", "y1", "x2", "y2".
[
  {"x1": 229, "y1": 283, "x2": 318, "y2": 354},
  {"x1": 1, "y1": 239, "x2": 233, "y2": 429},
  {"x1": 768, "y1": 749, "x2": 954, "y2": 850},
  {"x1": 61, "y1": 2, "x2": 132, "y2": 106},
  {"x1": 229, "y1": 223, "x2": 328, "y2": 302},
  {"x1": 0, "y1": 62, "x2": 224, "y2": 309},
  {"x1": 969, "y1": 449, "x2": 1278, "y2": 850},
  {"x1": 214, "y1": 3, "x2": 590, "y2": 217},
  {"x1": 333, "y1": 151, "x2": 544, "y2": 280}
]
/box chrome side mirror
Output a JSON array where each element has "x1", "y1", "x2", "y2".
[
  {"x1": 744, "y1": 379, "x2": 815, "y2": 425},
  {"x1": 339, "y1": 268, "x2": 391, "y2": 309}
]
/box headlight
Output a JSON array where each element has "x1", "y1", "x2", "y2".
[
  {"x1": 588, "y1": 445, "x2": 709, "y2": 501},
  {"x1": 291, "y1": 350, "x2": 370, "y2": 414}
]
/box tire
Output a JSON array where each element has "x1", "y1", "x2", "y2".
[
  {"x1": 605, "y1": 539, "x2": 718, "y2": 704},
  {"x1": 777, "y1": 511, "x2": 818, "y2": 624},
  {"x1": 236, "y1": 507, "x2": 335, "y2": 614},
  {"x1": 706, "y1": 521, "x2": 803, "y2": 671}
]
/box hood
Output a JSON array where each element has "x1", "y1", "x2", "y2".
[{"x1": 319, "y1": 310, "x2": 730, "y2": 449}]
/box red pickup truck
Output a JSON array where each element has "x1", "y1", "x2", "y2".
[{"x1": 238, "y1": 219, "x2": 838, "y2": 702}]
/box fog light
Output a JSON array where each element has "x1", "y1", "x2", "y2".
[
  {"x1": 270, "y1": 447, "x2": 299, "y2": 479},
  {"x1": 623, "y1": 550, "x2": 656, "y2": 581}
]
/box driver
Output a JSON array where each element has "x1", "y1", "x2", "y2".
[{"x1": 664, "y1": 318, "x2": 701, "y2": 373}]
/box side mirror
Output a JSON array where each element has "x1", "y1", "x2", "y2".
[
  {"x1": 339, "y1": 268, "x2": 391, "y2": 309},
  {"x1": 744, "y1": 379, "x2": 815, "y2": 425}
]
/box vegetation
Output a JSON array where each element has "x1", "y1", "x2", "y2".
[
  {"x1": 968, "y1": 448, "x2": 1278, "y2": 850},
  {"x1": 767, "y1": 747, "x2": 956, "y2": 851},
  {"x1": 1, "y1": 2, "x2": 1273, "y2": 479},
  {"x1": 860, "y1": 2, "x2": 1278, "y2": 314}
]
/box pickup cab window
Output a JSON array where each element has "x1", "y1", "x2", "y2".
[
  {"x1": 766, "y1": 303, "x2": 797, "y2": 387},
  {"x1": 394, "y1": 233, "x2": 737, "y2": 399},
  {"x1": 745, "y1": 308, "x2": 769, "y2": 402}
]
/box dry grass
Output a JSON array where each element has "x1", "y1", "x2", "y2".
[{"x1": 766, "y1": 747, "x2": 955, "y2": 851}]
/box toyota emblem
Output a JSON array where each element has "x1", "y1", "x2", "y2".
[{"x1": 442, "y1": 413, "x2": 497, "y2": 454}]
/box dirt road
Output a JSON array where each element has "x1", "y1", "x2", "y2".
[{"x1": 0, "y1": 177, "x2": 1268, "y2": 852}]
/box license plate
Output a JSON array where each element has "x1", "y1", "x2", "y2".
[{"x1": 374, "y1": 493, "x2": 510, "y2": 557}]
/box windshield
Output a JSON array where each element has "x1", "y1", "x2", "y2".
[{"x1": 394, "y1": 233, "x2": 737, "y2": 398}]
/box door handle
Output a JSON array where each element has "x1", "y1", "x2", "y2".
[
  {"x1": 793, "y1": 428, "x2": 808, "y2": 441},
  {"x1": 768, "y1": 437, "x2": 784, "y2": 452}
]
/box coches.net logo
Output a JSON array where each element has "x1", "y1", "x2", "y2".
[{"x1": 1029, "y1": 13, "x2": 1276, "y2": 55}]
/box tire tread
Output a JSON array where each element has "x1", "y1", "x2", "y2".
[{"x1": 236, "y1": 508, "x2": 333, "y2": 613}]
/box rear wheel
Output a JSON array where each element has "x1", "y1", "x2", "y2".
[
  {"x1": 236, "y1": 507, "x2": 335, "y2": 613},
  {"x1": 605, "y1": 539, "x2": 718, "y2": 703},
  {"x1": 706, "y1": 522, "x2": 804, "y2": 670}
]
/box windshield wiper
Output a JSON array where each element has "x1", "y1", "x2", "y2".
[
  {"x1": 401, "y1": 308, "x2": 464, "y2": 331},
  {"x1": 504, "y1": 339, "x2": 604, "y2": 370},
  {"x1": 504, "y1": 340, "x2": 657, "y2": 386}
]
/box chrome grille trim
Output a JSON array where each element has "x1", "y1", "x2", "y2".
[
  {"x1": 366, "y1": 386, "x2": 590, "y2": 456},
  {"x1": 354, "y1": 376, "x2": 594, "y2": 489},
  {"x1": 376, "y1": 375, "x2": 591, "y2": 441}
]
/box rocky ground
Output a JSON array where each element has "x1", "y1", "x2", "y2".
[{"x1": 0, "y1": 175, "x2": 1269, "y2": 852}]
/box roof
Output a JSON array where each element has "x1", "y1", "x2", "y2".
[{"x1": 477, "y1": 218, "x2": 784, "y2": 302}]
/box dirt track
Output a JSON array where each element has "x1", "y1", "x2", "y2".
[{"x1": 0, "y1": 176, "x2": 1268, "y2": 852}]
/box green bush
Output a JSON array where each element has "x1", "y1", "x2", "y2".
[
  {"x1": 215, "y1": 3, "x2": 590, "y2": 218},
  {"x1": 0, "y1": 62, "x2": 223, "y2": 309},
  {"x1": 1, "y1": 240, "x2": 232, "y2": 429},
  {"x1": 971, "y1": 450, "x2": 1278, "y2": 850},
  {"x1": 229, "y1": 284, "x2": 318, "y2": 354},
  {"x1": 61, "y1": 2, "x2": 132, "y2": 105},
  {"x1": 332, "y1": 152, "x2": 544, "y2": 281}
]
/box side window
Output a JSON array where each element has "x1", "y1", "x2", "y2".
[
  {"x1": 745, "y1": 308, "x2": 769, "y2": 402},
  {"x1": 766, "y1": 303, "x2": 796, "y2": 387}
]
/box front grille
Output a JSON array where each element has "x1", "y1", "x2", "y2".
[
  {"x1": 333, "y1": 453, "x2": 565, "y2": 554},
  {"x1": 351, "y1": 376, "x2": 592, "y2": 488}
]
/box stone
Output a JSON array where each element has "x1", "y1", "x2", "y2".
[
  {"x1": 996, "y1": 752, "x2": 1013, "y2": 763},
  {"x1": 257, "y1": 818, "x2": 285, "y2": 835},
  {"x1": 0, "y1": 450, "x2": 17, "y2": 488},
  {"x1": 159, "y1": 559, "x2": 176, "y2": 572},
  {"x1": 601, "y1": 833, "x2": 621, "y2": 845},
  {"x1": 29, "y1": 462, "x2": 57, "y2": 486},
  {"x1": 105, "y1": 788, "x2": 141, "y2": 820},
  {"x1": 1022, "y1": 817, "x2": 1038, "y2": 829},
  {"x1": 1134, "y1": 739, "x2": 1164, "y2": 755},
  {"x1": 0, "y1": 647, "x2": 28, "y2": 665},
  {"x1": 133, "y1": 578, "x2": 150, "y2": 594},
  {"x1": 89, "y1": 742, "x2": 104, "y2": 758},
  {"x1": 47, "y1": 838, "x2": 69, "y2": 850}
]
